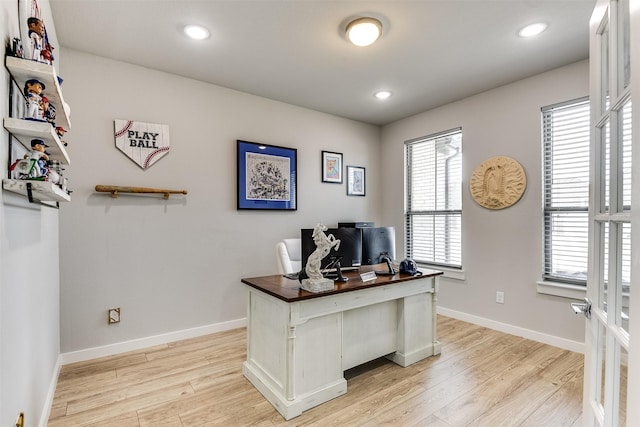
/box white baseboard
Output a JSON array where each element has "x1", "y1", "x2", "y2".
[
  {"x1": 437, "y1": 306, "x2": 585, "y2": 354},
  {"x1": 59, "y1": 317, "x2": 247, "y2": 365}
]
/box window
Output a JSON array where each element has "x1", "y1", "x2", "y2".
[
  {"x1": 542, "y1": 98, "x2": 590, "y2": 285},
  {"x1": 405, "y1": 128, "x2": 462, "y2": 268}
]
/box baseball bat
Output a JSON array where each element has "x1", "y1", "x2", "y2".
[{"x1": 95, "y1": 185, "x2": 188, "y2": 199}]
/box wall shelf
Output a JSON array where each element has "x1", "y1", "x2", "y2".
[
  {"x1": 5, "y1": 55, "x2": 71, "y2": 129},
  {"x1": 4, "y1": 55, "x2": 72, "y2": 206},
  {"x1": 3, "y1": 178, "x2": 71, "y2": 203},
  {"x1": 3, "y1": 117, "x2": 70, "y2": 164}
]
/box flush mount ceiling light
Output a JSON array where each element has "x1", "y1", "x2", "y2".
[
  {"x1": 518, "y1": 22, "x2": 547, "y2": 38},
  {"x1": 184, "y1": 24, "x2": 210, "y2": 40},
  {"x1": 346, "y1": 17, "x2": 383, "y2": 47},
  {"x1": 374, "y1": 90, "x2": 392, "y2": 100}
]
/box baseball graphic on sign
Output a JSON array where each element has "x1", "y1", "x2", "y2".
[{"x1": 114, "y1": 120, "x2": 170, "y2": 170}]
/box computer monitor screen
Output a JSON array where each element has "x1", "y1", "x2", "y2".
[
  {"x1": 361, "y1": 226, "x2": 396, "y2": 265},
  {"x1": 300, "y1": 227, "x2": 363, "y2": 272}
]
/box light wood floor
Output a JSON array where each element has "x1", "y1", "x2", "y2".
[{"x1": 48, "y1": 316, "x2": 584, "y2": 426}]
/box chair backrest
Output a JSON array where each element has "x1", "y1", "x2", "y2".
[{"x1": 276, "y1": 238, "x2": 302, "y2": 275}]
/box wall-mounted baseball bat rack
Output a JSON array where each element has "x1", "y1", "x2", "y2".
[{"x1": 95, "y1": 185, "x2": 188, "y2": 200}]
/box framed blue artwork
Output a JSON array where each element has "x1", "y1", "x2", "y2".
[
  {"x1": 347, "y1": 165, "x2": 366, "y2": 196},
  {"x1": 321, "y1": 150, "x2": 343, "y2": 183},
  {"x1": 237, "y1": 140, "x2": 297, "y2": 210}
]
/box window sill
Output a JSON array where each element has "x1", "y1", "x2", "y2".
[
  {"x1": 418, "y1": 264, "x2": 466, "y2": 281},
  {"x1": 536, "y1": 280, "x2": 586, "y2": 300}
]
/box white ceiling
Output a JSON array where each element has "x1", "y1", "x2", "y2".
[{"x1": 49, "y1": 0, "x2": 596, "y2": 126}]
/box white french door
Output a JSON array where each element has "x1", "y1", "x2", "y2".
[{"x1": 583, "y1": 0, "x2": 638, "y2": 425}]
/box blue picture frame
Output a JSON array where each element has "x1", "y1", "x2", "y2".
[{"x1": 237, "y1": 140, "x2": 297, "y2": 210}]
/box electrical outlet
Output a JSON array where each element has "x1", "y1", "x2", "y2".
[
  {"x1": 496, "y1": 291, "x2": 505, "y2": 304},
  {"x1": 108, "y1": 308, "x2": 121, "y2": 324}
]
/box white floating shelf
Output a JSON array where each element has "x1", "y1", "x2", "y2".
[
  {"x1": 5, "y1": 56, "x2": 71, "y2": 130},
  {"x1": 3, "y1": 117, "x2": 70, "y2": 165},
  {"x1": 3, "y1": 179, "x2": 71, "y2": 202}
]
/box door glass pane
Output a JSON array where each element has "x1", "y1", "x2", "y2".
[
  {"x1": 618, "y1": 343, "x2": 628, "y2": 426},
  {"x1": 619, "y1": 0, "x2": 630, "y2": 91},
  {"x1": 621, "y1": 222, "x2": 630, "y2": 333},
  {"x1": 600, "y1": 22, "x2": 610, "y2": 111},
  {"x1": 622, "y1": 101, "x2": 632, "y2": 210},
  {"x1": 601, "y1": 221, "x2": 609, "y2": 313},
  {"x1": 598, "y1": 324, "x2": 607, "y2": 411},
  {"x1": 603, "y1": 121, "x2": 611, "y2": 212}
]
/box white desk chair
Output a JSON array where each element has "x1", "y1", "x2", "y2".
[{"x1": 276, "y1": 238, "x2": 302, "y2": 275}]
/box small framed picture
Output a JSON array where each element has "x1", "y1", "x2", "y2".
[
  {"x1": 347, "y1": 165, "x2": 366, "y2": 196},
  {"x1": 322, "y1": 151, "x2": 343, "y2": 183}
]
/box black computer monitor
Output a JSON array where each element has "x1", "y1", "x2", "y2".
[
  {"x1": 361, "y1": 226, "x2": 396, "y2": 265},
  {"x1": 300, "y1": 227, "x2": 363, "y2": 273}
]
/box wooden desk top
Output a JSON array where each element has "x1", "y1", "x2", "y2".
[{"x1": 242, "y1": 264, "x2": 443, "y2": 303}]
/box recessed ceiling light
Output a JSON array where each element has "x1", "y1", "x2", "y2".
[
  {"x1": 346, "y1": 17, "x2": 383, "y2": 47},
  {"x1": 518, "y1": 22, "x2": 547, "y2": 38},
  {"x1": 374, "y1": 91, "x2": 392, "y2": 100},
  {"x1": 184, "y1": 25, "x2": 210, "y2": 40}
]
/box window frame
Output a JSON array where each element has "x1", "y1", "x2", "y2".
[
  {"x1": 405, "y1": 128, "x2": 463, "y2": 270},
  {"x1": 541, "y1": 96, "x2": 591, "y2": 287}
]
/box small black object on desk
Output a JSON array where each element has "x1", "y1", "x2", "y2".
[
  {"x1": 324, "y1": 256, "x2": 349, "y2": 282},
  {"x1": 375, "y1": 254, "x2": 396, "y2": 276}
]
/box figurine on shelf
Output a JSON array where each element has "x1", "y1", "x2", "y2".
[
  {"x1": 11, "y1": 37, "x2": 24, "y2": 58},
  {"x1": 47, "y1": 160, "x2": 68, "y2": 192},
  {"x1": 29, "y1": 139, "x2": 50, "y2": 177},
  {"x1": 41, "y1": 96, "x2": 56, "y2": 126},
  {"x1": 23, "y1": 139, "x2": 50, "y2": 179},
  {"x1": 23, "y1": 79, "x2": 46, "y2": 121},
  {"x1": 41, "y1": 36, "x2": 54, "y2": 64},
  {"x1": 27, "y1": 17, "x2": 45, "y2": 62},
  {"x1": 55, "y1": 126, "x2": 68, "y2": 146},
  {"x1": 10, "y1": 140, "x2": 48, "y2": 180}
]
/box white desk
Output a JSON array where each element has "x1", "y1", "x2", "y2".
[{"x1": 241, "y1": 266, "x2": 443, "y2": 420}]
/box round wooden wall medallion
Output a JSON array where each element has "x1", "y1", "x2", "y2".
[{"x1": 469, "y1": 156, "x2": 526, "y2": 210}]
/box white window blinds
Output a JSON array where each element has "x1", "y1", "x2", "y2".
[
  {"x1": 405, "y1": 128, "x2": 462, "y2": 268},
  {"x1": 542, "y1": 98, "x2": 590, "y2": 284}
]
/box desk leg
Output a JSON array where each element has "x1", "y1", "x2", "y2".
[
  {"x1": 243, "y1": 291, "x2": 346, "y2": 420},
  {"x1": 431, "y1": 276, "x2": 442, "y2": 355},
  {"x1": 286, "y1": 324, "x2": 296, "y2": 401},
  {"x1": 386, "y1": 284, "x2": 440, "y2": 367}
]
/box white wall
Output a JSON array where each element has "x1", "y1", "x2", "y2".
[
  {"x1": 57, "y1": 49, "x2": 381, "y2": 353},
  {"x1": 1, "y1": 2, "x2": 61, "y2": 426},
  {"x1": 381, "y1": 60, "x2": 589, "y2": 344}
]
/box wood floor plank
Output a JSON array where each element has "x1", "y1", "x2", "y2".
[
  {"x1": 146, "y1": 329, "x2": 244, "y2": 362},
  {"x1": 57, "y1": 353, "x2": 149, "y2": 382},
  {"x1": 432, "y1": 340, "x2": 564, "y2": 426},
  {"x1": 64, "y1": 362, "x2": 210, "y2": 415},
  {"x1": 520, "y1": 369, "x2": 584, "y2": 427},
  {"x1": 49, "y1": 383, "x2": 194, "y2": 427},
  {"x1": 54, "y1": 370, "x2": 118, "y2": 400},
  {"x1": 413, "y1": 333, "x2": 521, "y2": 387},
  {"x1": 48, "y1": 315, "x2": 584, "y2": 426}
]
